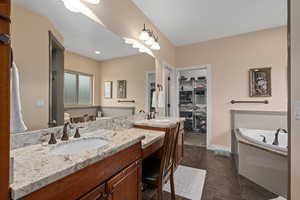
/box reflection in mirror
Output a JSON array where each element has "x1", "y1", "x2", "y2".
[{"x1": 11, "y1": 0, "x2": 155, "y2": 132}]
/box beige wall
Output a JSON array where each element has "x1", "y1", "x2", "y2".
[
  {"x1": 99, "y1": 54, "x2": 155, "y2": 111},
  {"x1": 85, "y1": 0, "x2": 175, "y2": 66},
  {"x1": 11, "y1": 3, "x2": 63, "y2": 131},
  {"x1": 176, "y1": 27, "x2": 288, "y2": 147},
  {"x1": 64, "y1": 51, "x2": 101, "y2": 105},
  {"x1": 290, "y1": 0, "x2": 300, "y2": 198}
]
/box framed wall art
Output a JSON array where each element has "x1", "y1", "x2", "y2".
[
  {"x1": 249, "y1": 67, "x2": 272, "y2": 97},
  {"x1": 104, "y1": 81, "x2": 112, "y2": 99},
  {"x1": 117, "y1": 80, "x2": 127, "y2": 98}
]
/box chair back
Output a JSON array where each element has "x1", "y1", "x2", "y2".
[{"x1": 159, "y1": 123, "x2": 180, "y2": 182}]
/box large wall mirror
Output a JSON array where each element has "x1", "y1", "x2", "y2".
[{"x1": 11, "y1": 0, "x2": 156, "y2": 132}]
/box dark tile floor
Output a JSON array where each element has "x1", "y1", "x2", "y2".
[
  {"x1": 143, "y1": 145, "x2": 278, "y2": 200},
  {"x1": 184, "y1": 132, "x2": 206, "y2": 147}
]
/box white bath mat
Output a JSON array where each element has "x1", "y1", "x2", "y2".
[{"x1": 163, "y1": 165, "x2": 206, "y2": 200}]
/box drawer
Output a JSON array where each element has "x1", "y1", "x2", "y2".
[{"x1": 79, "y1": 184, "x2": 106, "y2": 200}]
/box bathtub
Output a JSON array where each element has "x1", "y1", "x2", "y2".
[
  {"x1": 238, "y1": 128, "x2": 288, "y2": 155},
  {"x1": 233, "y1": 128, "x2": 288, "y2": 197}
]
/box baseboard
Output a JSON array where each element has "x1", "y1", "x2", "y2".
[{"x1": 207, "y1": 145, "x2": 231, "y2": 157}]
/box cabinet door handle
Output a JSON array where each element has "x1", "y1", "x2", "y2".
[
  {"x1": 99, "y1": 194, "x2": 108, "y2": 200},
  {"x1": 0, "y1": 34, "x2": 10, "y2": 45}
]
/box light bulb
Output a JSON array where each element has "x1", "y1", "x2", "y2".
[
  {"x1": 139, "y1": 30, "x2": 150, "y2": 41},
  {"x1": 145, "y1": 36, "x2": 155, "y2": 46},
  {"x1": 151, "y1": 42, "x2": 160, "y2": 50},
  {"x1": 85, "y1": 0, "x2": 100, "y2": 4},
  {"x1": 62, "y1": 0, "x2": 81, "y2": 13}
]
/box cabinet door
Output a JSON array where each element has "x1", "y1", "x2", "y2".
[
  {"x1": 107, "y1": 160, "x2": 141, "y2": 200},
  {"x1": 79, "y1": 184, "x2": 106, "y2": 200}
]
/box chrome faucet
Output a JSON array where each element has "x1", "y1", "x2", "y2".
[
  {"x1": 61, "y1": 122, "x2": 73, "y2": 141},
  {"x1": 272, "y1": 128, "x2": 288, "y2": 146}
]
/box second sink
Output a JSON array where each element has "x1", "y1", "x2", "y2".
[{"x1": 50, "y1": 138, "x2": 109, "y2": 155}]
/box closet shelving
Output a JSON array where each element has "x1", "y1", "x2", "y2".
[{"x1": 179, "y1": 76, "x2": 207, "y2": 132}]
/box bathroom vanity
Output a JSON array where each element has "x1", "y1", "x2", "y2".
[
  {"x1": 10, "y1": 127, "x2": 165, "y2": 200},
  {"x1": 7, "y1": 1, "x2": 185, "y2": 199}
]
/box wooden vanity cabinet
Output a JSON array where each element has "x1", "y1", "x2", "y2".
[
  {"x1": 20, "y1": 142, "x2": 142, "y2": 200},
  {"x1": 79, "y1": 184, "x2": 106, "y2": 200},
  {"x1": 107, "y1": 160, "x2": 142, "y2": 200},
  {"x1": 79, "y1": 160, "x2": 142, "y2": 200}
]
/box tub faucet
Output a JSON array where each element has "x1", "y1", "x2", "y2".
[
  {"x1": 260, "y1": 135, "x2": 266, "y2": 143},
  {"x1": 272, "y1": 128, "x2": 288, "y2": 146}
]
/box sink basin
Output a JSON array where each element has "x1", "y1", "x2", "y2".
[
  {"x1": 50, "y1": 138, "x2": 109, "y2": 155},
  {"x1": 150, "y1": 119, "x2": 172, "y2": 123}
]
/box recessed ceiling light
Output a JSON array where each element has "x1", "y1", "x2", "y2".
[{"x1": 95, "y1": 51, "x2": 101, "y2": 55}]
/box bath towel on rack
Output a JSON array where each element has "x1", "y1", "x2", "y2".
[
  {"x1": 152, "y1": 90, "x2": 157, "y2": 108},
  {"x1": 158, "y1": 91, "x2": 165, "y2": 108},
  {"x1": 11, "y1": 62, "x2": 27, "y2": 133}
]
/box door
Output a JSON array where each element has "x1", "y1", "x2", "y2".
[
  {"x1": 49, "y1": 31, "x2": 64, "y2": 127},
  {"x1": 163, "y1": 64, "x2": 177, "y2": 117},
  {"x1": 107, "y1": 160, "x2": 141, "y2": 200},
  {"x1": 0, "y1": 0, "x2": 11, "y2": 199}
]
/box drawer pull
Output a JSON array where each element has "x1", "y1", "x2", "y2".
[{"x1": 99, "y1": 194, "x2": 108, "y2": 200}]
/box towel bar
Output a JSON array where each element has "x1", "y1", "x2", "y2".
[
  {"x1": 231, "y1": 100, "x2": 269, "y2": 104},
  {"x1": 117, "y1": 100, "x2": 135, "y2": 103}
]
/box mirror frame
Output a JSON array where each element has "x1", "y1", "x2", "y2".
[{"x1": 0, "y1": 0, "x2": 11, "y2": 199}]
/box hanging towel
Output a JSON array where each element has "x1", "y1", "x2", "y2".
[
  {"x1": 11, "y1": 62, "x2": 27, "y2": 133},
  {"x1": 151, "y1": 90, "x2": 156, "y2": 108},
  {"x1": 158, "y1": 91, "x2": 165, "y2": 108}
]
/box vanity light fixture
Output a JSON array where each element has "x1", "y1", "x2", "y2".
[
  {"x1": 59, "y1": 0, "x2": 104, "y2": 25},
  {"x1": 62, "y1": 0, "x2": 82, "y2": 13},
  {"x1": 84, "y1": 0, "x2": 100, "y2": 4},
  {"x1": 61, "y1": 0, "x2": 100, "y2": 13},
  {"x1": 145, "y1": 31, "x2": 155, "y2": 46},
  {"x1": 139, "y1": 24, "x2": 160, "y2": 50},
  {"x1": 151, "y1": 37, "x2": 160, "y2": 50},
  {"x1": 139, "y1": 24, "x2": 150, "y2": 41},
  {"x1": 95, "y1": 50, "x2": 101, "y2": 54},
  {"x1": 123, "y1": 37, "x2": 154, "y2": 57}
]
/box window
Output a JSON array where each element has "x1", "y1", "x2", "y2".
[{"x1": 64, "y1": 71, "x2": 93, "y2": 106}]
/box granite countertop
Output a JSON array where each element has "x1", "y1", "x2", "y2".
[
  {"x1": 134, "y1": 117, "x2": 185, "y2": 128},
  {"x1": 10, "y1": 128, "x2": 165, "y2": 200}
]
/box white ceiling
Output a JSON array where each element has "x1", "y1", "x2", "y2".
[
  {"x1": 131, "y1": 0, "x2": 288, "y2": 46},
  {"x1": 14, "y1": 0, "x2": 139, "y2": 61}
]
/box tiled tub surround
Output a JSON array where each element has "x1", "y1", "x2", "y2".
[
  {"x1": 11, "y1": 128, "x2": 165, "y2": 200},
  {"x1": 231, "y1": 110, "x2": 288, "y2": 198}
]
